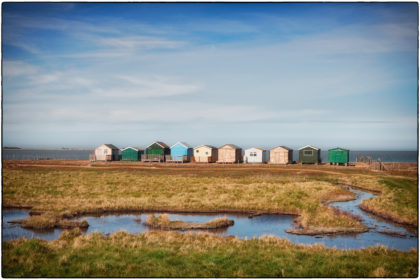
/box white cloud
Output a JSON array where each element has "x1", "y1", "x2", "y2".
[
  {"x1": 97, "y1": 36, "x2": 186, "y2": 49},
  {"x1": 3, "y1": 61, "x2": 39, "y2": 78}
]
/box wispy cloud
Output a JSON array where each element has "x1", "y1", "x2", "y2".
[
  {"x1": 97, "y1": 35, "x2": 185, "y2": 49},
  {"x1": 3, "y1": 60, "x2": 39, "y2": 78}
]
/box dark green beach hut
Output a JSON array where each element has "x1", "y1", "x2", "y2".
[
  {"x1": 299, "y1": 145, "x2": 321, "y2": 164},
  {"x1": 121, "y1": 147, "x2": 143, "y2": 161},
  {"x1": 328, "y1": 148, "x2": 349, "y2": 166},
  {"x1": 144, "y1": 141, "x2": 170, "y2": 162}
]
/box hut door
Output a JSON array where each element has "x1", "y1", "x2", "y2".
[
  {"x1": 274, "y1": 151, "x2": 281, "y2": 163},
  {"x1": 281, "y1": 152, "x2": 287, "y2": 163}
]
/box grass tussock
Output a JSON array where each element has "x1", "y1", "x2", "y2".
[
  {"x1": 10, "y1": 213, "x2": 88, "y2": 230},
  {"x1": 144, "y1": 214, "x2": 234, "y2": 230},
  {"x1": 3, "y1": 161, "x2": 417, "y2": 231},
  {"x1": 2, "y1": 231, "x2": 417, "y2": 277}
]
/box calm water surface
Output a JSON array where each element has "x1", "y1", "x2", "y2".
[{"x1": 3, "y1": 188, "x2": 418, "y2": 251}]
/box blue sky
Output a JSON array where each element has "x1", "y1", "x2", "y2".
[{"x1": 2, "y1": 3, "x2": 418, "y2": 150}]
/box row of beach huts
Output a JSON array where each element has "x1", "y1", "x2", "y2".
[{"x1": 93, "y1": 142, "x2": 350, "y2": 165}]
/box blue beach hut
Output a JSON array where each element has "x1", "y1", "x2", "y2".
[{"x1": 169, "y1": 142, "x2": 193, "y2": 162}]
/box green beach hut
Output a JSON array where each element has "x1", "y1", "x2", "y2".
[
  {"x1": 121, "y1": 147, "x2": 143, "y2": 161},
  {"x1": 299, "y1": 145, "x2": 321, "y2": 164},
  {"x1": 144, "y1": 141, "x2": 170, "y2": 162},
  {"x1": 328, "y1": 148, "x2": 349, "y2": 166}
]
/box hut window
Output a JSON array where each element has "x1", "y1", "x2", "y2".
[
  {"x1": 205, "y1": 152, "x2": 208, "y2": 155},
  {"x1": 104, "y1": 150, "x2": 108, "y2": 155},
  {"x1": 304, "y1": 150, "x2": 313, "y2": 156},
  {"x1": 196, "y1": 150, "x2": 199, "y2": 153},
  {"x1": 250, "y1": 152, "x2": 257, "y2": 156}
]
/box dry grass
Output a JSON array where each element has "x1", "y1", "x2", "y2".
[
  {"x1": 144, "y1": 214, "x2": 234, "y2": 230},
  {"x1": 2, "y1": 160, "x2": 417, "y2": 231},
  {"x1": 9, "y1": 213, "x2": 88, "y2": 230}
]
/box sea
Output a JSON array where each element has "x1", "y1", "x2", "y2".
[{"x1": 2, "y1": 149, "x2": 418, "y2": 162}]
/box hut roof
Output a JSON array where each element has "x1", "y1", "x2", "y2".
[
  {"x1": 171, "y1": 141, "x2": 193, "y2": 149},
  {"x1": 102, "y1": 144, "x2": 119, "y2": 150},
  {"x1": 299, "y1": 145, "x2": 320, "y2": 151},
  {"x1": 245, "y1": 147, "x2": 265, "y2": 152},
  {"x1": 271, "y1": 146, "x2": 292, "y2": 151},
  {"x1": 194, "y1": 144, "x2": 216, "y2": 150},
  {"x1": 328, "y1": 147, "x2": 349, "y2": 151},
  {"x1": 121, "y1": 147, "x2": 143, "y2": 151},
  {"x1": 147, "y1": 141, "x2": 169, "y2": 149},
  {"x1": 219, "y1": 144, "x2": 241, "y2": 149}
]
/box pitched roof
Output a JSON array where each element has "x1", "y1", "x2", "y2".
[
  {"x1": 171, "y1": 141, "x2": 193, "y2": 149},
  {"x1": 299, "y1": 145, "x2": 320, "y2": 151},
  {"x1": 270, "y1": 146, "x2": 292, "y2": 151},
  {"x1": 328, "y1": 147, "x2": 349, "y2": 151},
  {"x1": 121, "y1": 146, "x2": 143, "y2": 152},
  {"x1": 102, "y1": 144, "x2": 119, "y2": 150},
  {"x1": 147, "y1": 141, "x2": 169, "y2": 149},
  {"x1": 245, "y1": 147, "x2": 265, "y2": 152},
  {"x1": 219, "y1": 144, "x2": 241, "y2": 149},
  {"x1": 194, "y1": 144, "x2": 216, "y2": 149}
]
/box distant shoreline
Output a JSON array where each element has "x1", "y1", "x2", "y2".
[{"x1": 3, "y1": 148, "x2": 93, "y2": 151}]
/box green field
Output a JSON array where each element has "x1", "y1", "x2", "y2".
[{"x1": 3, "y1": 230, "x2": 418, "y2": 277}]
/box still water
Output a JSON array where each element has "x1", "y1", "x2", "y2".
[{"x1": 3, "y1": 189, "x2": 417, "y2": 251}]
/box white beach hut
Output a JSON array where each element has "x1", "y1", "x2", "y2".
[
  {"x1": 94, "y1": 144, "x2": 120, "y2": 161},
  {"x1": 244, "y1": 147, "x2": 267, "y2": 163}
]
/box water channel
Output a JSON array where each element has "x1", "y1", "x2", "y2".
[{"x1": 2, "y1": 188, "x2": 418, "y2": 251}]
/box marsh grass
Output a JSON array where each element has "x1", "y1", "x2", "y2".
[
  {"x1": 346, "y1": 176, "x2": 418, "y2": 226},
  {"x1": 2, "y1": 230, "x2": 417, "y2": 277},
  {"x1": 10, "y1": 213, "x2": 88, "y2": 230},
  {"x1": 3, "y1": 162, "x2": 417, "y2": 230},
  {"x1": 144, "y1": 214, "x2": 234, "y2": 230}
]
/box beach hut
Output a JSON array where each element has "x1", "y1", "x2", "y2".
[
  {"x1": 269, "y1": 146, "x2": 293, "y2": 164},
  {"x1": 299, "y1": 145, "x2": 321, "y2": 164},
  {"x1": 244, "y1": 148, "x2": 267, "y2": 163},
  {"x1": 217, "y1": 144, "x2": 242, "y2": 163},
  {"x1": 328, "y1": 148, "x2": 349, "y2": 166},
  {"x1": 94, "y1": 144, "x2": 120, "y2": 161},
  {"x1": 121, "y1": 147, "x2": 143, "y2": 161},
  {"x1": 168, "y1": 142, "x2": 193, "y2": 162},
  {"x1": 193, "y1": 145, "x2": 218, "y2": 163},
  {"x1": 143, "y1": 141, "x2": 170, "y2": 162}
]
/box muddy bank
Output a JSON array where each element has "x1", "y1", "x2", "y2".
[
  {"x1": 332, "y1": 182, "x2": 382, "y2": 194},
  {"x1": 286, "y1": 226, "x2": 368, "y2": 235},
  {"x1": 63, "y1": 208, "x2": 300, "y2": 219},
  {"x1": 3, "y1": 205, "x2": 33, "y2": 210}
]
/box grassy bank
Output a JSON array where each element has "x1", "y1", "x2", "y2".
[
  {"x1": 2, "y1": 160, "x2": 417, "y2": 231},
  {"x1": 9, "y1": 213, "x2": 88, "y2": 230},
  {"x1": 2, "y1": 230, "x2": 417, "y2": 277},
  {"x1": 144, "y1": 214, "x2": 234, "y2": 230}
]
